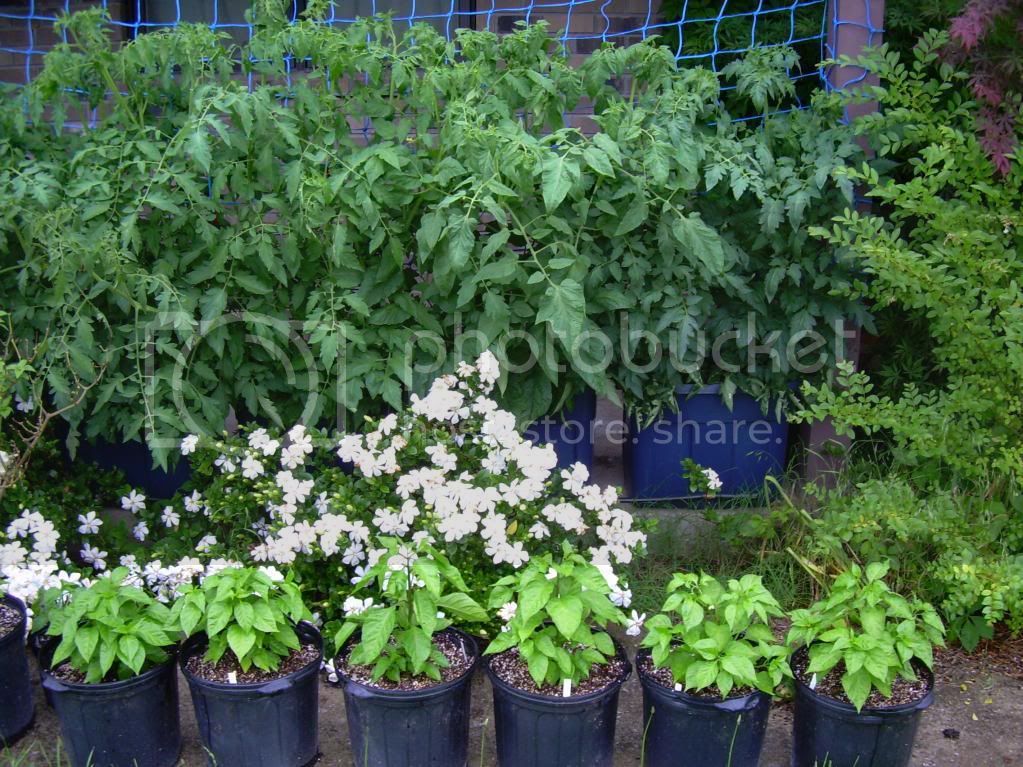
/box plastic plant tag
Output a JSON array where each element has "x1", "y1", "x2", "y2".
[
  {"x1": 809, "y1": 673, "x2": 817, "y2": 691},
  {"x1": 228, "y1": 671, "x2": 238, "y2": 685},
  {"x1": 674, "y1": 683, "x2": 682, "y2": 692},
  {"x1": 562, "y1": 679, "x2": 572, "y2": 697}
]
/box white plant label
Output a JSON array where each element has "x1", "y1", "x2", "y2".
[
  {"x1": 228, "y1": 671, "x2": 238, "y2": 685},
  {"x1": 562, "y1": 679, "x2": 572, "y2": 697},
  {"x1": 674, "y1": 683, "x2": 682, "y2": 692},
  {"x1": 809, "y1": 673, "x2": 818, "y2": 691}
]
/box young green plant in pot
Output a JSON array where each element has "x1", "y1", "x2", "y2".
[
  {"x1": 170, "y1": 566, "x2": 320, "y2": 767},
  {"x1": 332, "y1": 537, "x2": 489, "y2": 767},
  {"x1": 637, "y1": 572, "x2": 791, "y2": 767},
  {"x1": 483, "y1": 544, "x2": 633, "y2": 767},
  {"x1": 786, "y1": 562, "x2": 946, "y2": 767},
  {"x1": 39, "y1": 567, "x2": 181, "y2": 767}
]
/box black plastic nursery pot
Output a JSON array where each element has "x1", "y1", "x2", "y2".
[
  {"x1": 484, "y1": 638, "x2": 631, "y2": 767},
  {"x1": 0, "y1": 594, "x2": 35, "y2": 745},
  {"x1": 40, "y1": 643, "x2": 181, "y2": 767},
  {"x1": 791, "y1": 648, "x2": 935, "y2": 767},
  {"x1": 337, "y1": 628, "x2": 479, "y2": 767},
  {"x1": 636, "y1": 648, "x2": 770, "y2": 767},
  {"x1": 180, "y1": 622, "x2": 323, "y2": 767}
]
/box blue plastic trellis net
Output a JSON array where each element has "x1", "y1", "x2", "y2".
[{"x1": 0, "y1": 1, "x2": 882, "y2": 92}]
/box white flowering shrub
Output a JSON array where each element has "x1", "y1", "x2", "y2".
[
  {"x1": 131, "y1": 352, "x2": 646, "y2": 640},
  {"x1": 259, "y1": 352, "x2": 647, "y2": 635},
  {"x1": 1, "y1": 440, "x2": 138, "y2": 577},
  {"x1": 2, "y1": 353, "x2": 648, "y2": 649},
  {"x1": 1, "y1": 509, "x2": 90, "y2": 630}
]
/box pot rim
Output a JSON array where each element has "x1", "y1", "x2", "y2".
[
  {"x1": 791, "y1": 645, "x2": 935, "y2": 715},
  {"x1": 1, "y1": 593, "x2": 27, "y2": 646},
  {"x1": 483, "y1": 634, "x2": 631, "y2": 705},
  {"x1": 40, "y1": 645, "x2": 176, "y2": 694},
  {"x1": 179, "y1": 620, "x2": 323, "y2": 692},
  {"x1": 634, "y1": 646, "x2": 770, "y2": 708},
  {"x1": 335, "y1": 626, "x2": 480, "y2": 700}
]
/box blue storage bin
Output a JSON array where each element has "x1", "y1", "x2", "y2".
[
  {"x1": 524, "y1": 390, "x2": 597, "y2": 471},
  {"x1": 624, "y1": 385, "x2": 788, "y2": 501},
  {"x1": 76, "y1": 437, "x2": 191, "y2": 499}
]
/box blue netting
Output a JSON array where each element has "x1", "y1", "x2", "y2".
[{"x1": 1, "y1": 1, "x2": 882, "y2": 90}]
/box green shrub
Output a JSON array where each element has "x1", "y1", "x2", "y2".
[
  {"x1": 799, "y1": 32, "x2": 1023, "y2": 490},
  {"x1": 0, "y1": 6, "x2": 867, "y2": 462},
  {"x1": 714, "y1": 476, "x2": 1023, "y2": 650},
  {"x1": 484, "y1": 544, "x2": 627, "y2": 688},
  {"x1": 334, "y1": 539, "x2": 488, "y2": 683}
]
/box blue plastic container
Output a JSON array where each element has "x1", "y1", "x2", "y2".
[
  {"x1": 524, "y1": 390, "x2": 597, "y2": 470},
  {"x1": 624, "y1": 385, "x2": 788, "y2": 501},
  {"x1": 76, "y1": 437, "x2": 191, "y2": 499}
]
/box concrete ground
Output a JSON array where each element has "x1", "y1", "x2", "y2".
[{"x1": 5, "y1": 635, "x2": 1023, "y2": 766}]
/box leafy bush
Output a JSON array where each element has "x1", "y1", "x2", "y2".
[
  {"x1": 803, "y1": 479, "x2": 1023, "y2": 649},
  {"x1": 787, "y1": 562, "x2": 946, "y2": 711},
  {"x1": 888, "y1": 0, "x2": 1023, "y2": 172},
  {"x1": 334, "y1": 539, "x2": 488, "y2": 683},
  {"x1": 484, "y1": 544, "x2": 628, "y2": 688},
  {"x1": 170, "y1": 566, "x2": 312, "y2": 673},
  {"x1": 800, "y1": 32, "x2": 1023, "y2": 489},
  {"x1": 581, "y1": 44, "x2": 866, "y2": 421},
  {"x1": 0, "y1": 7, "x2": 867, "y2": 461},
  {"x1": 43, "y1": 568, "x2": 176, "y2": 683},
  {"x1": 640, "y1": 572, "x2": 790, "y2": 698}
]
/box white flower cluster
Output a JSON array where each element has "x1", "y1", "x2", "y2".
[
  {"x1": 255, "y1": 351, "x2": 646, "y2": 580},
  {"x1": 2, "y1": 512, "x2": 87, "y2": 630},
  {"x1": 5, "y1": 509, "x2": 60, "y2": 558},
  {"x1": 0, "y1": 448, "x2": 13, "y2": 481},
  {"x1": 703, "y1": 467, "x2": 724, "y2": 492},
  {"x1": 0, "y1": 557, "x2": 89, "y2": 631}
]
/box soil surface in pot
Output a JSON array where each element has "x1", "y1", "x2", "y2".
[
  {"x1": 0, "y1": 601, "x2": 21, "y2": 640},
  {"x1": 49, "y1": 660, "x2": 144, "y2": 684},
  {"x1": 792, "y1": 650, "x2": 929, "y2": 708},
  {"x1": 490, "y1": 647, "x2": 627, "y2": 698},
  {"x1": 637, "y1": 652, "x2": 755, "y2": 700},
  {"x1": 187, "y1": 641, "x2": 320, "y2": 685},
  {"x1": 339, "y1": 629, "x2": 474, "y2": 691}
]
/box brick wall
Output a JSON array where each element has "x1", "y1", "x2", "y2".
[
  {"x1": 0, "y1": 0, "x2": 126, "y2": 83},
  {"x1": 0, "y1": 0, "x2": 653, "y2": 84}
]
